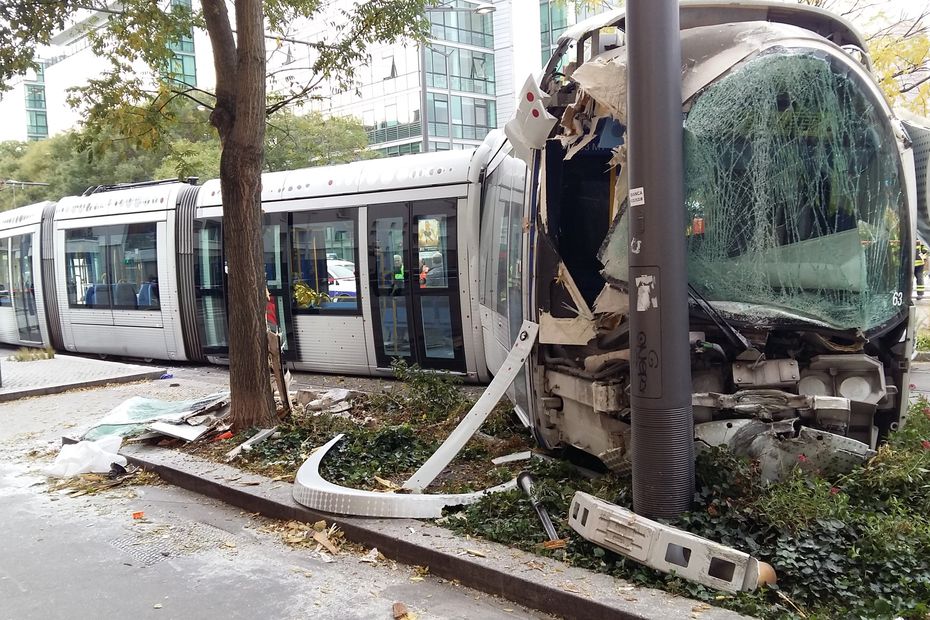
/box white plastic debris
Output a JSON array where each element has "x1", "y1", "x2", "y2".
[{"x1": 46, "y1": 436, "x2": 127, "y2": 478}]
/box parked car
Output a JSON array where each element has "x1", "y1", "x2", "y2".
[{"x1": 327, "y1": 262, "x2": 356, "y2": 298}]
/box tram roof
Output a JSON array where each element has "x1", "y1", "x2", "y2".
[
  {"x1": 54, "y1": 183, "x2": 190, "y2": 221},
  {"x1": 0, "y1": 201, "x2": 52, "y2": 233},
  {"x1": 195, "y1": 148, "x2": 476, "y2": 208}
]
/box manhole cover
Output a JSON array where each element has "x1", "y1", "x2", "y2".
[{"x1": 110, "y1": 520, "x2": 236, "y2": 566}]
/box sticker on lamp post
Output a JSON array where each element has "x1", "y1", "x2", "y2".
[{"x1": 632, "y1": 267, "x2": 661, "y2": 398}]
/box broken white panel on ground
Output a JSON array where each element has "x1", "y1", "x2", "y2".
[
  {"x1": 569, "y1": 492, "x2": 766, "y2": 594},
  {"x1": 292, "y1": 434, "x2": 515, "y2": 519},
  {"x1": 148, "y1": 421, "x2": 211, "y2": 442},
  {"x1": 225, "y1": 427, "x2": 278, "y2": 461}
]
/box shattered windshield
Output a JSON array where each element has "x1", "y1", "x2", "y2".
[{"x1": 683, "y1": 50, "x2": 907, "y2": 332}]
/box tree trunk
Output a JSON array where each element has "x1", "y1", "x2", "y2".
[{"x1": 204, "y1": 0, "x2": 276, "y2": 429}]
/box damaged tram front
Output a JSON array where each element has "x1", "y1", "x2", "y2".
[{"x1": 503, "y1": 3, "x2": 925, "y2": 480}]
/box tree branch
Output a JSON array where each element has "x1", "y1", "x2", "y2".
[
  {"x1": 901, "y1": 73, "x2": 930, "y2": 94},
  {"x1": 200, "y1": 0, "x2": 237, "y2": 137}
]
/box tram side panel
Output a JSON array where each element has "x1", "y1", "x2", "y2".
[
  {"x1": 0, "y1": 202, "x2": 53, "y2": 349},
  {"x1": 53, "y1": 185, "x2": 192, "y2": 361}
]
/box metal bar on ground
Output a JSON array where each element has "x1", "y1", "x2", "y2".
[{"x1": 402, "y1": 320, "x2": 539, "y2": 492}]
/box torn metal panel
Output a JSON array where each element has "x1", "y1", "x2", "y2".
[
  {"x1": 490, "y1": 451, "x2": 533, "y2": 465},
  {"x1": 148, "y1": 421, "x2": 210, "y2": 442},
  {"x1": 571, "y1": 48, "x2": 628, "y2": 121},
  {"x1": 592, "y1": 283, "x2": 628, "y2": 315},
  {"x1": 692, "y1": 390, "x2": 850, "y2": 422},
  {"x1": 695, "y1": 417, "x2": 875, "y2": 481},
  {"x1": 504, "y1": 75, "x2": 559, "y2": 165},
  {"x1": 225, "y1": 427, "x2": 278, "y2": 462},
  {"x1": 539, "y1": 313, "x2": 596, "y2": 345},
  {"x1": 555, "y1": 261, "x2": 594, "y2": 320},
  {"x1": 754, "y1": 426, "x2": 876, "y2": 481},
  {"x1": 569, "y1": 492, "x2": 770, "y2": 593},
  {"x1": 292, "y1": 434, "x2": 516, "y2": 519}
]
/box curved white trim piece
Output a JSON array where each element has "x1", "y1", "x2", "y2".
[
  {"x1": 404, "y1": 320, "x2": 539, "y2": 492},
  {"x1": 293, "y1": 433, "x2": 516, "y2": 518}
]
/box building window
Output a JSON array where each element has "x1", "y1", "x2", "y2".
[
  {"x1": 25, "y1": 85, "x2": 46, "y2": 109},
  {"x1": 166, "y1": 0, "x2": 197, "y2": 87},
  {"x1": 24, "y1": 63, "x2": 48, "y2": 141},
  {"x1": 375, "y1": 142, "x2": 421, "y2": 157},
  {"x1": 26, "y1": 111, "x2": 48, "y2": 141},
  {"x1": 540, "y1": 0, "x2": 570, "y2": 64},
  {"x1": 429, "y1": 0, "x2": 494, "y2": 48},
  {"x1": 426, "y1": 45, "x2": 495, "y2": 95},
  {"x1": 428, "y1": 93, "x2": 495, "y2": 142},
  {"x1": 167, "y1": 51, "x2": 197, "y2": 88}
]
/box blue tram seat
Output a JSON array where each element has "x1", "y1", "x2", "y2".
[
  {"x1": 93, "y1": 284, "x2": 112, "y2": 307},
  {"x1": 137, "y1": 283, "x2": 154, "y2": 307},
  {"x1": 85, "y1": 285, "x2": 95, "y2": 306},
  {"x1": 319, "y1": 298, "x2": 359, "y2": 311},
  {"x1": 114, "y1": 282, "x2": 138, "y2": 309}
]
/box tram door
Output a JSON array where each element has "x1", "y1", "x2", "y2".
[
  {"x1": 368, "y1": 200, "x2": 466, "y2": 372},
  {"x1": 193, "y1": 215, "x2": 294, "y2": 359},
  {"x1": 11, "y1": 234, "x2": 41, "y2": 343}
]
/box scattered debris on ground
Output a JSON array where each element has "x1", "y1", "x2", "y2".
[
  {"x1": 81, "y1": 392, "x2": 230, "y2": 442},
  {"x1": 46, "y1": 465, "x2": 163, "y2": 496}
]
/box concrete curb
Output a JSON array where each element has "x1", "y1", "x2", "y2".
[
  {"x1": 121, "y1": 444, "x2": 749, "y2": 620},
  {"x1": 0, "y1": 369, "x2": 166, "y2": 402}
]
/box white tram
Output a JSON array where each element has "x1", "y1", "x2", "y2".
[{"x1": 0, "y1": 136, "x2": 522, "y2": 382}]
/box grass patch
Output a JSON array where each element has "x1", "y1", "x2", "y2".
[
  {"x1": 10, "y1": 346, "x2": 55, "y2": 361},
  {"x1": 917, "y1": 331, "x2": 930, "y2": 352}
]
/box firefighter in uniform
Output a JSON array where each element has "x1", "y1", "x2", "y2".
[{"x1": 916, "y1": 241, "x2": 928, "y2": 299}]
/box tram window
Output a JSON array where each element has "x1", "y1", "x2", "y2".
[
  {"x1": 479, "y1": 168, "x2": 501, "y2": 306},
  {"x1": 0, "y1": 239, "x2": 9, "y2": 307},
  {"x1": 194, "y1": 218, "x2": 227, "y2": 350},
  {"x1": 65, "y1": 222, "x2": 159, "y2": 310},
  {"x1": 111, "y1": 224, "x2": 159, "y2": 309},
  {"x1": 480, "y1": 164, "x2": 510, "y2": 311},
  {"x1": 418, "y1": 216, "x2": 449, "y2": 289},
  {"x1": 291, "y1": 209, "x2": 359, "y2": 314}
]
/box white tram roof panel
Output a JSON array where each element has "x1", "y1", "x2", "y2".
[
  {"x1": 0, "y1": 201, "x2": 52, "y2": 233},
  {"x1": 277, "y1": 149, "x2": 476, "y2": 201},
  {"x1": 195, "y1": 170, "x2": 290, "y2": 208},
  {"x1": 55, "y1": 183, "x2": 188, "y2": 221}
]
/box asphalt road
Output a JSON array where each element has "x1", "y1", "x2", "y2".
[{"x1": 0, "y1": 365, "x2": 547, "y2": 620}]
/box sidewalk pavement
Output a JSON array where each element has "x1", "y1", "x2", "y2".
[{"x1": 0, "y1": 347, "x2": 165, "y2": 402}]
